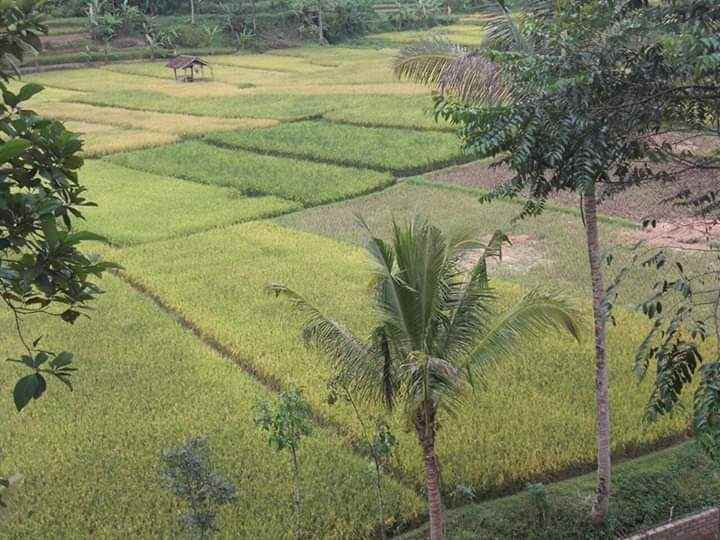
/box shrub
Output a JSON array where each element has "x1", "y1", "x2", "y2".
[
  {"x1": 171, "y1": 23, "x2": 212, "y2": 47},
  {"x1": 160, "y1": 438, "x2": 237, "y2": 538}
]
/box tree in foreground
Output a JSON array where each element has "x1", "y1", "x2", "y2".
[
  {"x1": 623, "y1": 1, "x2": 720, "y2": 462},
  {"x1": 1, "y1": 0, "x2": 113, "y2": 411},
  {"x1": 392, "y1": 0, "x2": 713, "y2": 523},
  {"x1": 1, "y1": 0, "x2": 113, "y2": 513},
  {"x1": 160, "y1": 437, "x2": 237, "y2": 539},
  {"x1": 254, "y1": 387, "x2": 313, "y2": 540},
  {"x1": 269, "y1": 215, "x2": 580, "y2": 539}
]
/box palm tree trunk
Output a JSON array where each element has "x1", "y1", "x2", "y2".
[
  {"x1": 190, "y1": 0, "x2": 195, "y2": 24},
  {"x1": 416, "y1": 409, "x2": 444, "y2": 540},
  {"x1": 582, "y1": 184, "x2": 612, "y2": 525}
]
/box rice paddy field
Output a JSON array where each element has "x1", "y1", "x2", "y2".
[{"x1": 1, "y1": 16, "x2": 713, "y2": 539}]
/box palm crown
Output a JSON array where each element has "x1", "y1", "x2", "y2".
[
  {"x1": 269, "y1": 215, "x2": 580, "y2": 540},
  {"x1": 269, "y1": 216, "x2": 579, "y2": 425}
]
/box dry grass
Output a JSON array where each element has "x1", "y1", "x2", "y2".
[{"x1": 35, "y1": 102, "x2": 278, "y2": 135}]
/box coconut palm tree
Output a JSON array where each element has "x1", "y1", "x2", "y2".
[
  {"x1": 268, "y1": 216, "x2": 580, "y2": 539},
  {"x1": 390, "y1": 1, "x2": 619, "y2": 525}
]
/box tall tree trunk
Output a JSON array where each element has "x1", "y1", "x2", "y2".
[
  {"x1": 416, "y1": 407, "x2": 444, "y2": 540},
  {"x1": 317, "y1": 8, "x2": 325, "y2": 46},
  {"x1": 290, "y1": 446, "x2": 302, "y2": 540},
  {"x1": 251, "y1": 0, "x2": 257, "y2": 34},
  {"x1": 373, "y1": 458, "x2": 387, "y2": 540},
  {"x1": 583, "y1": 184, "x2": 612, "y2": 525},
  {"x1": 190, "y1": 0, "x2": 195, "y2": 25}
]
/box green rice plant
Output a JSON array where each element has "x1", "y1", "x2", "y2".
[
  {"x1": 108, "y1": 141, "x2": 394, "y2": 205},
  {"x1": 243, "y1": 83, "x2": 427, "y2": 96},
  {"x1": 111, "y1": 221, "x2": 691, "y2": 496},
  {"x1": 211, "y1": 54, "x2": 327, "y2": 73},
  {"x1": 78, "y1": 160, "x2": 299, "y2": 246},
  {"x1": 27, "y1": 68, "x2": 175, "y2": 93},
  {"x1": 323, "y1": 95, "x2": 451, "y2": 131},
  {"x1": 7, "y1": 80, "x2": 86, "y2": 104},
  {"x1": 35, "y1": 102, "x2": 279, "y2": 136},
  {"x1": 75, "y1": 91, "x2": 345, "y2": 120},
  {"x1": 103, "y1": 62, "x2": 297, "y2": 86},
  {"x1": 0, "y1": 276, "x2": 422, "y2": 538},
  {"x1": 205, "y1": 120, "x2": 464, "y2": 173},
  {"x1": 289, "y1": 58, "x2": 402, "y2": 85},
  {"x1": 101, "y1": 63, "x2": 422, "y2": 94},
  {"x1": 27, "y1": 69, "x2": 245, "y2": 98}
]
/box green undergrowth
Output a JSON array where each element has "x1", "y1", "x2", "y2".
[
  {"x1": 401, "y1": 443, "x2": 720, "y2": 539},
  {"x1": 107, "y1": 141, "x2": 394, "y2": 206}
]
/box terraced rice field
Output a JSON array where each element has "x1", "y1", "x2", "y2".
[{"x1": 1, "y1": 20, "x2": 709, "y2": 538}]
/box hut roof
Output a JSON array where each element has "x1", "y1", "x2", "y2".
[{"x1": 166, "y1": 56, "x2": 210, "y2": 70}]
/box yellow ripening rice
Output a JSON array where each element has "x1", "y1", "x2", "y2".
[
  {"x1": 27, "y1": 68, "x2": 246, "y2": 98},
  {"x1": 34, "y1": 102, "x2": 278, "y2": 136},
  {"x1": 240, "y1": 82, "x2": 427, "y2": 96},
  {"x1": 63, "y1": 120, "x2": 178, "y2": 157}
]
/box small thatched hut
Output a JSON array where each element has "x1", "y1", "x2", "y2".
[{"x1": 166, "y1": 56, "x2": 211, "y2": 82}]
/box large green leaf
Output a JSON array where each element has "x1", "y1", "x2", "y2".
[{"x1": 0, "y1": 138, "x2": 30, "y2": 163}]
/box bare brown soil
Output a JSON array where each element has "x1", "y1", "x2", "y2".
[
  {"x1": 624, "y1": 218, "x2": 720, "y2": 250},
  {"x1": 460, "y1": 234, "x2": 545, "y2": 274},
  {"x1": 428, "y1": 158, "x2": 719, "y2": 223}
]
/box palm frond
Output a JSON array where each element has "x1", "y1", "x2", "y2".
[
  {"x1": 468, "y1": 289, "x2": 582, "y2": 385},
  {"x1": 478, "y1": 0, "x2": 555, "y2": 52},
  {"x1": 403, "y1": 352, "x2": 465, "y2": 420},
  {"x1": 441, "y1": 232, "x2": 511, "y2": 362},
  {"x1": 393, "y1": 35, "x2": 511, "y2": 104},
  {"x1": 393, "y1": 35, "x2": 469, "y2": 88},
  {"x1": 266, "y1": 283, "x2": 397, "y2": 408}
]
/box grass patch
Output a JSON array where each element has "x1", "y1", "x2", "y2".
[
  {"x1": 108, "y1": 140, "x2": 394, "y2": 205},
  {"x1": 111, "y1": 221, "x2": 690, "y2": 497},
  {"x1": 35, "y1": 102, "x2": 278, "y2": 136},
  {"x1": 78, "y1": 160, "x2": 299, "y2": 245},
  {"x1": 205, "y1": 120, "x2": 466, "y2": 173},
  {"x1": 0, "y1": 275, "x2": 422, "y2": 538},
  {"x1": 401, "y1": 443, "x2": 720, "y2": 539},
  {"x1": 64, "y1": 121, "x2": 179, "y2": 157}
]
